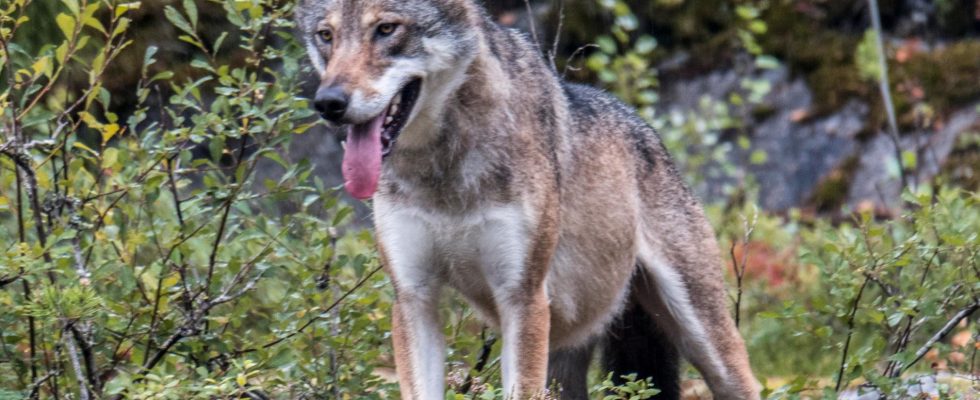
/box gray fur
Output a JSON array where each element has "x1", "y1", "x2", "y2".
[{"x1": 298, "y1": 1, "x2": 761, "y2": 398}]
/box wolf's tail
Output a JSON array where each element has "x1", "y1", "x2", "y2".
[{"x1": 602, "y1": 296, "x2": 682, "y2": 400}]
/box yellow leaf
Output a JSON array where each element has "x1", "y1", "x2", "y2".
[
  {"x1": 102, "y1": 148, "x2": 119, "y2": 169},
  {"x1": 56, "y1": 13, "x2": 76, "y2": 39},
  {"x1": 161, "y1": 275, "x2": 179, "y2": 289},
  {"x1": 79, "y1": 111, "x2": 102, "y2": 129},
  {"x1": 115, "y1": 2, "x2": 141, "y2": 19},
  {"x1": 73, "y1": 141, "x2": 99, "y2": 157},
  {"x1": 55, "y1": 42, "x2": 69, "y2": 63},
  {"x1": 236, "y1": 374, "x2": 246, "y2": 387},
  {"x1": 83, "y1": 15, "x2": 106, "y2": 35},
  {"x1": 102, "y1": 123, "x2": 120, "y2": 144},
  {"x1": 111, "y1": 18, "x2": 130, "y2": 38},
  {"x1": 31, "y1": 56, "x2": 50, "y2": 78}
]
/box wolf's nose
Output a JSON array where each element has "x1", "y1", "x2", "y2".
[{"x1": 314, "y1": 86, "x2": 349, "y2": 123}]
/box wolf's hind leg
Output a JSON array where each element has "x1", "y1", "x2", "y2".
[
  {"x1": 603, "y1": 299, "x2": 681, "y2": 400},
  {"x1": 547, "y1": 341, "x2": 595, "y2": 400},
  {"x1": 634, "y1": 238, "x2": 761, "y2": 400}
]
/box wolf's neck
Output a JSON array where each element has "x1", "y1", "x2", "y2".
[
  {"x1": 382, "y1": 19, "x2": 560, "y2": 202},
  {"x1": 395, "y1": 24, "x2": 522, "y2": 151}
]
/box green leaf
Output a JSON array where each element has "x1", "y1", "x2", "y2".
[
  {"x1": 83, "y1": 13, "x2": 107, "y2": 35},
  {"x1": 901, "y1": 150, "x2": 917, "y2": 170},
  {"x1": 635, "y1": 35, "x2": 657, "y2": 55},
  {"x1": 735, "y1": 5, "x2": 759, "y2": 20},
  {"x1": 61, "y1": 0, "x2": 80, "y2": 15},
  {"x1": 143, "y1": 45, "x2": 159, "y2": 67},
  {"x1": 111, "y1": 17, "x2": 130, "y2": 38},
  {"x1": 597, "y1": 35, "x2": 617, "y2": 54},
  {"x1": 56, "y1": 13, "x2": 76, "y2": 39},
  {"x1": 755, "y1": 55, "x2": 780, "y2": 70},
  {"x1": 183, "y1": 0, "x2": 198, "y2": 28},
  {"x1": 164, "y1": 6, "x2": 194, "y2": 36},
  {"x1": 115, "y1": 2, "x2": 141, "y2": 18},
  {"x1": 855, "y1": 29, "x2": 883, "y2": 82}
]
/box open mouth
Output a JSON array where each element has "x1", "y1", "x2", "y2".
[
  {"x1": 340, "y1": 78, "x2": 422, "y2": 200},
  {"x1": 379, "y1": 78, "x2": 422, "y2": 157}
]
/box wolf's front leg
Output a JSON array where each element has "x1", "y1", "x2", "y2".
[
  {"x1": 391, "y1": 293, "x2": 445, "y2": 399},
  {"x1": 499, "y1": 286, "x2": 551, "y2": 398},
  {"x1": 375, "y1": 208, "x2": 445, "y2": 399}
]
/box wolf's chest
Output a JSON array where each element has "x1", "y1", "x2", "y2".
[{"x1": 374, "y1": 202, "x2": 534, "y2": 320}]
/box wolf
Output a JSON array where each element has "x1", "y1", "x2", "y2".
[{"x1": 296, "y1": 0, "x2": 760, "y2": 398}]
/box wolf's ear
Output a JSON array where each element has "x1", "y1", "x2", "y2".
[{"x1": 293, "y1": 0, "x2": 327, "y2": 32}]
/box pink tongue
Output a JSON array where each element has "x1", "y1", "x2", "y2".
[{"x1": 342, "y1": 114, "x2": 385, "y2": 200}]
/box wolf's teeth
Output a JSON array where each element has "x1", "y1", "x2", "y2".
[
  {"x1": 341, "y1": 140, "x2": 346, "y2": 150},
  {"x1": 390, "y1": 104, "x2": 399, "y2": 115},
  {"x1": 385, "y1": 116, "x2": 394, "y2": 125},
  {"x1": 393, "y1": 94, "x2": 402, "y2": 106}
]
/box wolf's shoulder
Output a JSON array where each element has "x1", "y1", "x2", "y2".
[
  {"x1": 560, "y1": 82, "x2": 667, "y2": 168},
  {"x1": 561, "y1": 82, "x2": 654, "y2": 135}
]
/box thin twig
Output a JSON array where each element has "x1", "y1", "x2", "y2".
[
  {"x1": 523, "y1": 0, "x2": 541, "y2": 48},
  {"x1": 835, "y1": 276, "x2": 871, "y2": 392},
  {"x1": 210, "y1": 264, "x2": 385, "y2": 361},
  {"x1": 167, "y1": 156, "x2": 185, "y2": 227},
  {"x1": 729, "y1": 208, "x2": 757, "y2": 328},
  {"x1": 562, "y1": 44, "x2": 599, "y2": 78},
  {"x1": 206, "y1": 198, "x2": 234, "y2": 292},
  {"x1": 866, "y1": 0, "x2": 909, "y2": 191},
  {"x1": 0, "y1": 272, "x2": 24, "y2": 288},
  {"x1": 26, "y1": 370, "x2": 58, "y2": 399},
  {"x1": 548, "y1": 0, "x2": 565, "y2": 71},
  {"x1": 461, "y1": 328, "x2": 497, "y2": 394},
  {"x1": 883, "y1": 248, "x2": 940, "y2": 377}
]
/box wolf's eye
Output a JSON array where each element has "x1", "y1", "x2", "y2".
[
  {"x1": 376, "y1": 23, "x2": 398, "y2": 37},
  {"x1": 318, "y1": 29, "x2": 333, "y2": 43}
]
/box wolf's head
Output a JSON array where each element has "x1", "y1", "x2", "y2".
[{"x1": 297, "y1": 0, "x2": 479, "y2": 199}]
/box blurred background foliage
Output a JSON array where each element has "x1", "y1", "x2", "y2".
[{"x1": 0, "y1": 0, "x2": 977, "y2": 399}]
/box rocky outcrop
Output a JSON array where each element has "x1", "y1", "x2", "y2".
[{"x1": 660, "y1": 64, "x2": 978, "y2": 212}]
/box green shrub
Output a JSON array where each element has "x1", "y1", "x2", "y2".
[
  {"x1": 1, "y1": 0, "x2": 396, "y2": 397},
  {"x1": 2, "y1": 1, "x2": 976, "y2": 399}
]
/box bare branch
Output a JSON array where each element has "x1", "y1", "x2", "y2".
[
  {"x1": 69, "y1": 325, "x2": 100, "y2": 393},
  {"x1": 0, "y1": 273, "x2": 24, "y2": 288},
  {"x1": 895, "y1": 301, "x2": 979, "y2": 377},
  {"x1": 63, "y1": 326, "x2": 91, "y2": 400},
  {"x1": 209, "y1": 264, "x2": 386, "y2": 361},
  {"x1": 866, "y1": 0, "x2": 909, "y2": 191},
  {"x1": 26, "y1": 370, "x2": 58, "y2": 400}
]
